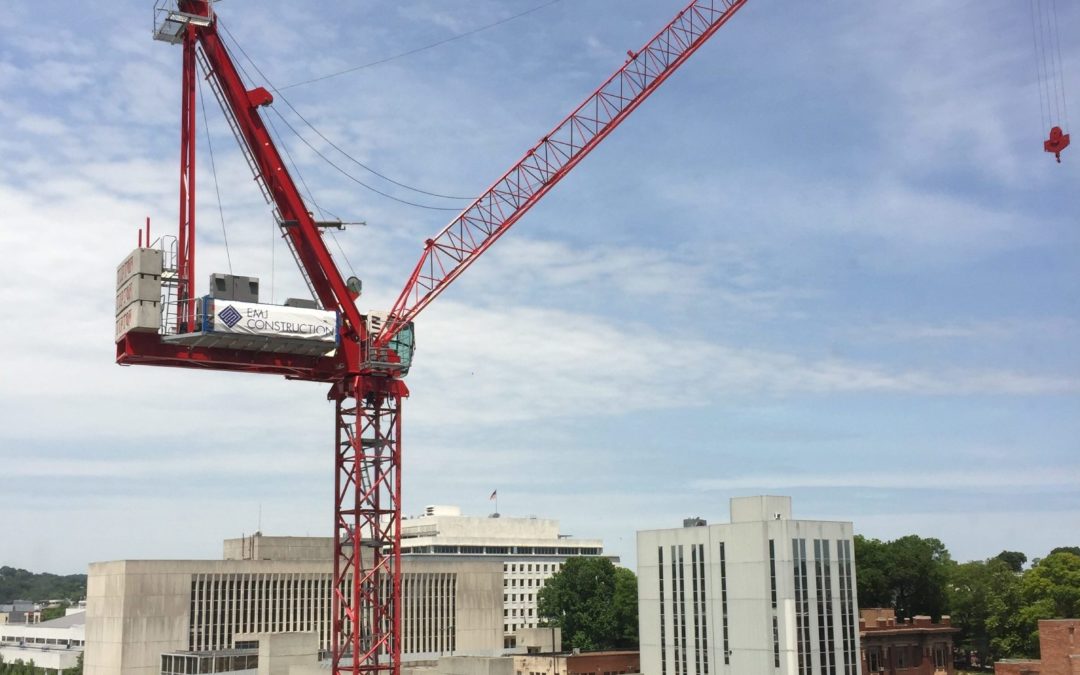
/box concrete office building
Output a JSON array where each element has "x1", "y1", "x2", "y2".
[
  {"x1": 638, "y1": 496, "x2": 860, "y2": 675},
  {"x1": 0, "y1": 602, "x2": 43, "y2": 625},
  {"x1": 84, "y1": 549, "x2": 504, "y2": 675},
  {"x1": 399, "y1": 506, "x2": 611, "y2": 647},
  {"x1": 0, "y1": 611, "x2": 85, "y2": 674}
]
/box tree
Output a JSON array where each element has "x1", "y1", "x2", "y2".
[
  {"x1": 1049, "y1": 546, "x2": 1080, "y2": 558},
  {"x1": 853, "y1": 536, "x2": 892, "y2": 608},
  {"x1": 854, "y1": 534, "x2": 952, "y2": 620},
  {"x1": 41, "y1": 602, "x2": 69, "y2": 622},
  {"x1": 612, "y1": 567, "x2": 638, "y2": 648},
  {"x1": 995, "y1": 551, "x2": 1027, "y2": 573},
  {"x1": 889, "y1": 535, "x2": 952, "y2": 620},
  {"x1": 984, "y1": 559, "x2": 1027, "y2": 660},
  {"x1": 1017, "y1": 551, "x2": 1080, "y2": 655},
  {"x1": 0, "y1": 567, "x2": 86, "y2": 604},
  {"x1": 537, "y1": 558, "x2": 637, "y2": 651},
  {"x1": 950, "y1": 558, "x2": 1027, "y2": 664}
]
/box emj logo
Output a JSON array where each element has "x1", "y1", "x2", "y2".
[{"x1": 218, "y1": 305, "x2": 243, "y2": 328}]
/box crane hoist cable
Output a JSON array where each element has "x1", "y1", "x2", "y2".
[
  {"x1": 1030, "y1": 0, "x2": 1070, "y2": 161},
  {"x1": 219, "y1": 22, "x2": 473, "y2": 203},
  {"x1": 266, "y1": 106, "x2": 462, "y2": 212},
  {"x1": 197, "y1": 74, "x2": 234, "y2": 275},
  {"x1": 277, "y1": 0, "x2": 565, "y2": 92},
  {"x1": 263, "y1": 109, "x2": 360, "y2": 279}
]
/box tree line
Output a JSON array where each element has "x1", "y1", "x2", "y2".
[
  {"x1": 856, "y1": 535, "x2": 1080, "y2": 664},
  {"x1": 538, "y1": 538, "x2": 1079, "y2": 664},
  {"x1": 0, "y1": 567, "x2": 86, "y2": 604}
]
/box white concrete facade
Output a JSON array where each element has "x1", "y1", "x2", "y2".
[
  {"x1": 399, "y1": 506, "x2": 610, "y2": 646},
  {"x1": 0, "y1": 612, "x2": 85, "y2": 674},
  {"x1": 637, "y1": 496, "x2": 859, "y2": 675},
  {"x1": 84, "y1": 557, "x2": 503, "y2": 675}
]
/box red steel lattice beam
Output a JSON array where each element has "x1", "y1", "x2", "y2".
[
  {"x1": 333, "y1": 379, "x2": 404, "y2": 675},
  {"x1": 378, "y1": 0, "x2": 750, "y2": 346}
]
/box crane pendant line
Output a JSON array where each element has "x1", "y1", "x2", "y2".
[{"x1": 377, "y1": 0, "x2": 750, "y2": 347}]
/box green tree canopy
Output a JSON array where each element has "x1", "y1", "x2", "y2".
[
  {"x1": 1049, "y1": 546, "x2": 1080, "y2": 558},
  {"x1": 1016, "y1": 551, "x2": 1080, "y2": 654},
  {"x1": 995, "y1": 551, "x2": 1028, "y2": 573},
  {"x1": 537, "y1": 558, "x2": 638, "y2": 651},
  {"x1": 0, "y1": 567, "x2": 86, "y2": 604},
  {"x1": 854, "y1": 534, "x2": 952, "y2": 620}
]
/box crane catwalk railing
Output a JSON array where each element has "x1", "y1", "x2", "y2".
[{"x1": 379, "y1": 0, "x2": 749, "y2": 346}]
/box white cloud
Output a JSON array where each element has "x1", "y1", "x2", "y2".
[{"x1": 690, "y1": 466, "x2": 1080, "y2": 492}]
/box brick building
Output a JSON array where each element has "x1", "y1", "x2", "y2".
[
  {"x1": 995, "y1": 619, "x2": 1080, "y2": 675},
  {"x1": 859, "y1": 608, "x2": 958, "y2": 675}
]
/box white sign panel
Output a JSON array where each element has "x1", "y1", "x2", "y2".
[{"x1": 210, "y1": 300, "x2": 337, "y2": 344}]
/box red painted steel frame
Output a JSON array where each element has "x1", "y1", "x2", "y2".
[
  {"x1": 125, "y1": 2, "x2": 751, "y2": 675},
  {"x1": 378, "y1": 0, "x2": 750, "y2": 346},
  {"x1": 178, "y1": 28, "x2": 197, "y2": 332},
  {"x1": 176, "y1": 0, "x2": 367, "y2": 354},
  {"x1": 333, "y1": 379, "x2": 403, "y2": 675}
]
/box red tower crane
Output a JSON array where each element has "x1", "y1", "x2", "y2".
[{"x1": 115, "y1": 1, "x2": 750, "y2": 674}]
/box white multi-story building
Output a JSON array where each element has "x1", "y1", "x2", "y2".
[
  {"x1": 0, "y1": 611, "x2": 85, "y2": 674},
  {"x1": 638, "y1": 496, "x2": 860, "y2": 675},
  {"x1": 399, "y1": 506, "x2": 612, "y2": 647}
]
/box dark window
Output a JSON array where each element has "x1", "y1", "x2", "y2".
[
  {"x1": 719, "y1": 542, "x2": 729, "y2": 665},
  {"x1": 659, "y1": 546, "x2": 667, "y2": 675}
]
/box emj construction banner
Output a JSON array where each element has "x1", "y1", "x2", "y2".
[{"x1": 208, "y1": 299, "x2": 338, "y2": 344}]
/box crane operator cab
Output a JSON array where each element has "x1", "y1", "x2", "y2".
[{"x1": 363, "y1": 311, "x2": 415, "y2": 377}]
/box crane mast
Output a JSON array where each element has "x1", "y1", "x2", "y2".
[{"x1": 118, "y1": 1, "x2": 752, "y2": 674}]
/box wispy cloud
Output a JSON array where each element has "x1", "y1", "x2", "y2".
[{"x1": 690, "y1": 466, "x2": 1080, "y2": 492}]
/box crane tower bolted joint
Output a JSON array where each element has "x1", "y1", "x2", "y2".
[{"x1": 116, "y1": 1, "x2": 751, "y2": 674}]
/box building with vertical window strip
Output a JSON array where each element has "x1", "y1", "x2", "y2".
[
  {"x1": 637, "y1": 496, "x2": 860, "y2": 675},
  {"x1": 396, "y1": 505, "x2": 613, "y2": 648},
  {"x1": 84, "y1": 554, "x2": 504, "y2": 675}
]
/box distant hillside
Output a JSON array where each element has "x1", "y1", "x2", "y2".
[{"x1": 0, "y1": 566, "x2": 86, "y2": 603}]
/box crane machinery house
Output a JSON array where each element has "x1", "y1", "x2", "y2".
[{"x1": 116, "y1": 251, "x2": 341, "y2": 356}]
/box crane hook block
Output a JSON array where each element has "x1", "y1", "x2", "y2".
[{"x1": 1044, "y1": 126, "x2": 1070, "y2": 163}]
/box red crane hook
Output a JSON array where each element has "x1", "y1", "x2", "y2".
[{"x1": 1044, "y1": 126, "x2": 1070, "y2": 163}]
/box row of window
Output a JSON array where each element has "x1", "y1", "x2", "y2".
[
  {"x1": 504, "y1": 594, "x2": 536, "y2": 603},
  {"x1": 504, "y1": 608, "x2": 536, "y2": 618},
  {"x1": 0, "y1": 636, "x2": 82, "y2": 646},
  {"x1": 864, "y1": 644, "x2": 949, "y2": 672},
  {"x1": 793, "y1": 538, "x2": 812, "y2": 675},
  {"x1": 187, "y1": 571, "x2": 458, "y2": 656},
  {"x1": 814, "y1": 539, "x2": 837, "y2": 675},
  {"x1": 505, "y1": 578, "x2": 544, "y2": 588},
  {"x1": 404, "y1": 546, "x2": 600, "y2": 556},
  {"x1": 837, "y1": 540, "x2": 858, "y2": 675},
  {"x1": 504, "y1": 563, "x2": 560, "y2": 574}
]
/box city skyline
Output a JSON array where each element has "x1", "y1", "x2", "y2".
[{"x1": 1, "y1": 0, "x2": 1078, "y2": 574}]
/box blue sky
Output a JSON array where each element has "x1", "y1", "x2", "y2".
[{"x1": 0, "y1": 0, "x2": 1078, "y2": 574}]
